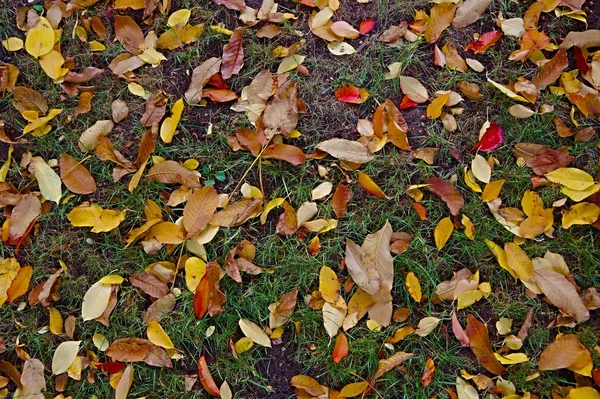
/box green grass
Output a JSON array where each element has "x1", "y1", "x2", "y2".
[{"x1": 0, "y1": 0, "x2": 598, "y2": 398}]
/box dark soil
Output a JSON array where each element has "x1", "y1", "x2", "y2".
[{"x1": 243, "y1": 342, "x2": 303, "y2": 398}]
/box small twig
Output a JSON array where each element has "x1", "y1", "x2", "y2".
[{"x1": 223, "y1": 145, "x2": 268, "y2": 207}]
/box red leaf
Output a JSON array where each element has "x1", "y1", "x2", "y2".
[
  {"x1": 206, "y1": 73, "x2": 229, "y2": 89},
  {"x1": 332, "y1": 333, "x2": 349, "y2": 364},
  {"x1": 221, "y1": 27, "x2": 244, "y2": 80},
  {"x1": 472, "y1": 123, "x2": 504, "y2": 152},
  {"x1": 198, "y1": 355, "x2": 221, "y2": 397},
  {"x1": 334, "y1": 85, "x2": 369, "y2": 104},
  {"x1": 399, "y1": 95, "x2": 418, "y2": 109},
  {"x1": 593, "y1": 367, "x2": 600, "y2": 386},
  {"x1": 464, "y1": 31, "x2": 502, "y2": 55},
  {"x1": 573, "y1": 47, "x2": 589, "y2": 74},
  {"x1": 359, "y1": 18, "x2": 375, "y2": 34},
  {"x1": 95, "y1": 362, "x2": 126, "y2": 374}
]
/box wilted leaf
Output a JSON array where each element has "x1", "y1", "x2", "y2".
[
  {"x1": 535, "y1": 269, "x2": 589, "y2": 323},
  {"x1": 198, "y1": 355, "x2": 220, "y2": 397},
  {"x1": 316, "y1": 139, "x2": 374, "y2": 163},
  {"x1": 425, "y1": 177, "x2": 464, "y2": 216},
  {"x1": 369, "y1": 351, "x2": 415, "y2": 384},
  {"x1": 59, "y1": 153, "x2": 96, "y2": 194},
  {"x1": 147, "y1": 160, "x2": 201, "y2": 188},
  {"x1": 221, "y1": 28, "x2": 244, "y2": 79}
]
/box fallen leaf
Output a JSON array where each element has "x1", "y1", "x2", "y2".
[
  {"x1": 221, "y1": 28, "x2": 244, "y2": 79},
  {"x1": 239, "y1": 318, "x2": 271, "y2": 348},
  {"x1": 52, "y1": 341, "x2": 81, "y2": 375},
  {"x1": 465, "y1": 315, "x2": 505, "y2": 375},
  {"x1": 332, "y1": 332, "x2": 349, "y2": 364}
]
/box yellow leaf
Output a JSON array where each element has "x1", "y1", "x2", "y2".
[
  {"x1": 39, "y1": 50, "x2": 67, "y2": 80},
  {"x1": 471, "y1": 154, "x2": 491, "y2": 183},
  {"x1": 426, "y1": 93, "x2": 450, "y2": 119},
  {"x1": 168, "y1": 9, "x2": 192, "y2": 27},
  {"x1": 138, "y1": 46, "x2": 167, "y2": 66},
  {"x1": 521, "y1": 190, "x2": 543, "y2": 217},
  {"x1": 327, "y1": 41, "x2": 356, "y2": 56},
  {"x1": 461, "y1": 215, "x2": 475, "y2": 240},
  {"x1": 67, "y1": 203, "x2": 125, "y2": 233},
  {"x1": 487, "y1": 78, "x2": 530, "y2": 102},
  {"x1": 234, "y1": 337, "x2": 253, "y2": 354},
  {"x1": 32, "y1": 156, "x2": 62, "y2": 204},
  {"x1": 277, "y1": 54, "x2": 306, "y2": 74},
  {"x1": 366, "y1": 319, "x2": 381, "y2": 332},
  {"x1": 481, "y1": 179, "x2": 505, "y2": 202},
  {"x1": 562, "y1": 183, "x2": 600, "y2": 202},
  {"x1": 562, "y1": 202, "x2": 600, "y2": 228},
  {"x1": 93, "y1": 333, "x2": 110, "y2": 351},
  {"x1": 434, "y1": 217, "x2": 453, "y2": 250},
  {"x1": 339, "y1": 381, "x2": 369, "y2": 398},
  {"x1": 545, "y1": 167, "x2": 595, "y2": 191},
  {"x1": 185, "y1": 256, "x2": 206, "y2": 292},
  {"x1": 147, "y1": 321, "x2": 175, "y2": 349},
  {"x1": 210, "y1": 25, "x2": 233, "y2": 35},
  {"x1": 311, "y1": 182, "x2": 333, "y2": 201},
  {"x1": 98, "y1": 275, "x2": 124, "y2": 285},
  {"x1": 504, "y1": 243, "x2": 540, "y2": 293},
  {"x1": 2, "y1": 37, "x2": 24, "y2": 51},
  {"x1": 568, "y1": 387, "x2": 600, "y2": 399},
  {"x1": 25, "y1": 17, "x2": 55, "y2": 58},
  {"x1": 0, "y1": 145, "x2": 13, "y2": 182},
  {"x1": 415, "y1": 316, "x2": 441, "y2": 337},
  {"x1": 160, "y1": 98, "x2": 184, "y2": 143},
  {"x1": 385, "y1": 326, "x2": 414, "y2": 343},
  {"x1": 81, "y1": 281, "x2": 112, "y2": 321},
  {"x1": 0, "y1": 258, "x2": 20, "y2": 307},
  {"x1": 487, "y1": 243, "x2": 514, "y2": 279},
  {"x1": 319, "y1": 266, "x2": 341, "y2": 306},
  {"x1": 464, "y1": 168, "x2": 482, "y2": 193},
  {"x1": 128, "y1": 82, "x2": 146, "y2": 98},
  {"x1": 52, "y1": 341, "x2": 81, "y2": 375},
  {"x1": 457, "y1": 289, "x2": 483, "y2": 309},
  {"x1": 494, "y1": 352, "x2": 530, "y2": 364},
  {"x1": 239, "y1": 318, "x2": 271, "y2": 347},
  {"x1": 49, "y1": 306, "x2": 63, "y2": 335},
  {"x1": 495, "y1": 318, "x2": 512, "y2": 335},
  {"x1": 405, "y1": 272, "x2": 422, "y2": 302},
  {"x1": 23, "y1": 108, "x2": 62, "y2": 135},
  {"x1": 260, "y1": 197, "x2": 285, "y2": 224},
  {"x1": 89, "y1": 40, "x2": 106, "y2": 51},
  {"x1": 183, "y1": 159, "x2": 199, "y2": 170},
  {"x1": 478, "y1": 282, "x2": 491, "y2": 297}
]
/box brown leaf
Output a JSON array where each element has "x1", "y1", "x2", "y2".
[
  {"x1": 425, "y1": 177, "x2": 464, "y2": 215},
  {"x1": 95, "y1": 285, "x2": 118, "y2": 326},
  {"x1": 8, "y1": 193, "x2": 40, "y2": 241},
  {"x1": 420, "y1": 358, "x2": 435, "y2": 387},
  {"x1": 63, "y1": 67, "x2": 103, "y2": 83},
  {"x1": 183, "y1": 186, "x2": 219, "y2": 237},
  {"x1": 140, "y1": 91, "x2": 168, "y2": 127},
  {"x1": 315, "y1": 138, "x2": 374, "y2": 164},
  {"x1": 256, "y1": 24, "x2": 282, "y2": 39},
  {"x1": 143, "y1": 293, "x2": 176, "y2": 324},
  {"x1": 147, "y1": 160, "x2": 201, "y2": 188},
  {"x1": 535, "y1": 269, "x2": 589, "y2": 323},
  {"x1": 465, "y1": 315, "x2": 506, "y2": 375},
  {"x1": 115, "y1": 364, "x2": 134, "y2": 399},
  {"x1": 13, "y1": 86, "x2": 47, "y2": 114},
  {"x1": 198, "y1": 355, "x2": 220, "y2": 397},
  {"x1": 0, "y1": 360, "x2": 22, "y2": 389},
  {"x1": 212, "y1": 0, "x2": 246, "y2": 11},
  {"x1": 114, "y1": 15, "x2": 144, "y2": 54},
  {"x1": 262, "y1": 144, "x2": 305, "y2": 165},
  {"x1": 185, "y1": 57, "x2": 222, "y2": 104},
  {"x1": 369, "y1": 352, "x2": 415, "y2": 385},
  {"x1": 225, "y1": 239, "x2": 262, "y2": 283},
  {"x1": 261, "y1": 80, "x2": 299, "y2": 140},
  {"x1": 517, "y1": 308, "x2": 534, "y2": 340},
  {"x1": 424, "y1": 3, "x2": 457, "y2": 43},
  {"x1": 143, "y1": 344, "x2": 172, "y2": 368},
  {"x1": 276, "y1": 200, "x2": 297, "y2": 235},
  {"x1": 221, "y1": 27, "x2": 244, "y2": 79},
  {"x1": 59, "y1": 153, "x2": 96, "y2": 194},
  {"x1": 129, "y1": 272, "x2": 169, "y2": 298},
  {"x1": 533, "y1": 48, "x2": 568, "y2": 89},
  {"x1": 331, "y1": 184, "x2": 351, "y2": 218},
  {"x1": 106, "y1": 338, "x2": 152, "y2": 362},
  {"x1": 135, "y1": 127, "x2": 157, "y2": 165},
  {"x1": 73, "y1": 92, "x2": 94, "y2": 119},
  {"x1": 539, "y1": 334, "x2": 590, "y2": 371},
  {"x1": 209, "y1": 198, "x2": 262, "y2": 227},
  {"x1": 112, "y1": 99, "x2": 129, "y2": 123},
  {"x1": 290, "y1": 375, "x2": 325, "y2": 396},
  {"x1": 20, "y1": 359, "x2": 44, "y2": 398},
  {"x1": 452, "y1": 0, "x2": 492, "y2": 29}
]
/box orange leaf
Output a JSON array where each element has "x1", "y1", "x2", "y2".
[
  {"x1": 412, "y1": 202, "x2": 428, "y2": 220},
  {"x1": 425, "y1": 177, "x2": 464, "y2": 216},
  {"x1": 420, "y1": 358, "x2": 435, "y2": 387},
  {"x1": 465, "y1": 315, "x2": 505, "y2": 375},
  {"x1": 332, "y1": 332, "x2": 349, "y2": 364},
  {"x1": 357, "y1": 172, "x2": 388, "y2": 199},
  {"x1": 198, "y1": 355, "x2": 221, "y2": 397},
  {"x1": 290, "y1": 375, "x2": 325, "y2": 396},
  {"x1": 59, "y1": 153, "x2": 96, "y2": 195},
  {"x1": 424, "y1": 3, "x2": 457, "y2": 43},
  {"x1": 262, "y1": 144, "x2": 306, "y2": 166},
  {"x1": 331, "y1": 184, "x2": 352, "y2": 218},
  {"x1": 114, "y1": 15, "x2": 144, "y2": 54},
  {"x1": 183, "y1": 186, "x2": 219, "y2": 237}
]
